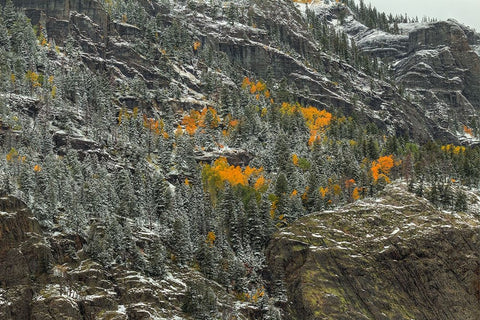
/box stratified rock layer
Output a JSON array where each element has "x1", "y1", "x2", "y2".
[{"x1": 267, "y1": 183, "x2": 480, "y2": 319}]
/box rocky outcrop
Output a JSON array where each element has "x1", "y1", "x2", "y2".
[
  {"x1": 267, "y1": 183, "x2": 480, "y2": 319},
  {"x1": 0, "y1": 196, "x2": 52, "y2": 320},
  {"x1": 348, "y1": 15, "x2": 480, "y2": 136},
  {"x1": 400, "y1": 21, "x2": 480, "y2": 122}
]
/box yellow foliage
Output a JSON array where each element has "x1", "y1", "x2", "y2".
[
  {"x1": 270, "y1": 199, "x2": 278, "y2": 218},
  {"x1": 319, "y1": 187, "x2": 328, "y2": 198},
  {"x1": 10, "y1": 74, "x2": 15, "y2": 83},
  {"x1": 280, "y1": 103, "x2": 332, "y2": 145},
  {"x1": 184, "y1": 178, "x2": 191, "y2": 186},
  {"x1": 6, "y1": 148, "x2": 18, "y2": 162},
  {"x1": 253, "y1": 175, "x2": 267, "y2": 191},
  {"x1": 242, "y1": 77, "x2": 270, "y2": 98},
  {"x1": 250, "y1": 287, "x2": 265, "y2": 304},
  {"x1": 345, "y1": 178, "x2": 355, "y2": 189},
  {"x1": 302, "y1": 186, "x2": 309, "y2": 201},
  {"x1": 280, "y1": 102, "x2": 297, "y2": 115},
  {"x1": 300, "y1": 106, "x2": 332, "y2": 131},
  {"x1": 242, "y1": 77, "x2": 251, "y2": 89},
  {"x1": 118, "y1": 108, "x2": 125, "y2": 124},
  {"x1": 371, "y1": 155, "x2": 395, "y2": 182},
  {"x1": 33, "y1": 164, "x2": 42, "y2": 172},
  {"x1": 229, "y1": 119, "x2": 239, "y2": 128},
  {"x1": 454, "y1": 146, "x2": 465, "y2": 155},
  {"x1": 463, "y1": 125, "x2": 474, "y2": 136},
  {"x1": 352, "y1": 187, "x2": 360, "y2": 200},
  {"x1": 292, "y1": 154, "x2": 299, "y2": 166},
  {"x1": 290, "y1": 189, "x2": 298, "y2": 197},
  {"x1": 175, "y1": 124, "x2": 183, "y2": 136},
  {"x1": 250, "y1": 83, "x2": 257, "y2": 94},
  {"x1": 51, "y1": 86, "x2": 57, "y2": 98},
  {"x1": 181, "y1": 107, "x2": 222, "y2": 135},
  {"x1": 332, "y1": 184, "x2": 342, "y2": 196},
  {"x1": 26, "y1": 71, "x2": 41, "y2": 88},
  {"x1": 182, "y1": 114, "x2": 198, "y2": 135},
  {"x1": 441, "y1": 144, "x2": 465, "y2": 155},
  {"x1": 261, "y1": 107, "x2": 268, "y2": 117},
  {"x1": 206, "y1": 231, "x2": 216, "y2": 247},
  {"x1": 202, "y1": 157, "x2": 263, "y2": 190},
  {"x1": 256, "y1": 81, "x2": 266, "y2": 92},
  {"x1": 193, "y1": 41, "x2": 201, "y2": 51}
]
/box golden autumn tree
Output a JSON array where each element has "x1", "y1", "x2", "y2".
[
  {"x1": 463, "y1": 125, "x2": 474, "y2": 136},
  {"x1": 205, "y1": 231, "x2": 216, "y2": 247},
  {"x1": 180, "y1": 107, "x2": 222, "y2": 136},
  {"x1": 371, "y1": 155, "x2": 395, "y2": 183},
  {"x1": 279, "y1": 102, "x2": 332, "y2": 145},
  {"x1": 201, "y1": 157, "x2": 266, "y2": 203},
  {"x1": 242, "y1": 77, "x2": 271, "y2": 100},
  {"x1": 352, "y1": 187, "x2": 361, "y2": 200}
]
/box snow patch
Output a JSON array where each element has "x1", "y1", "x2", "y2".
[
  {"x1": 294, "y1": 0, "x2": 335, "y2": 16},
  {"x1": 390, "y1": 227, "x2": 400, "y2": 236}
]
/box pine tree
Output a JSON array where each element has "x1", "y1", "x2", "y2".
[
  {"x1": 3, "y1": 0, "x2": 17, "y2": 29},
  {"x1": 171, "y1": 213, "x2": 193, "y2": 265},
  {"x1": 182, "y1": 279, "x2": 218, "y2": 319},
  {"x1": 454, "y1": 189, "x2": 468, "y2": 212}
]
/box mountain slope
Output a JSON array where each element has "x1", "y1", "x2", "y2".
[
  {"x1": 1, "y1": 0, "x2": 480, "y2": 319},
  {"x1": 267, "y1": 182, "x2": 480, "y2": 319}
]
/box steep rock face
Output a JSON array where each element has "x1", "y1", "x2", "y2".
[
  {"x1": 0, "y1": 196, "x2": 51, "y2": 320},
  {"x1": 267, "y1": 183, "x2": 480, "y2": 319},
  {"x1": 0, "y1": 0, "x2": 109, "y2": 46},
  {"x1": 400, "y1": 21, "x2": 480, "y2": 125},
  {"x1": 349, "y1": 16, "x2": 480, "y2": 136}
]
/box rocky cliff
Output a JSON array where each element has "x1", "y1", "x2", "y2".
[
  {"x1": 267, "y1": 183, "x2": 480, "y2": 319},
  {"x1": 332, "y1": 4, "x2": 480, "y2": 142}
]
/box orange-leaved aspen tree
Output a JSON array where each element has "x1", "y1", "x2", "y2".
[
  {"x1": 205, "y1": 231, "x2": 216, "y2": 247},
  {"x1": 371, "y1": 155, "x2": 395, "y2": 182}
]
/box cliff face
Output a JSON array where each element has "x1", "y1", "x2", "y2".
[
  {"x1": 267, "y1": 183, "x2": 480, "y2": 319},
  {"x1": 346, "y1": 14, "x2": 480, "y2": 140},
  {"x1": 0, "y1": 196, "x2": 50, "y2": 319},
  {"x1": 399, "y1": 21, "x2": 480, "y2": 131},
  {"x1": 0, "y1": 0, "x2": 108, "y2": 44}
]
